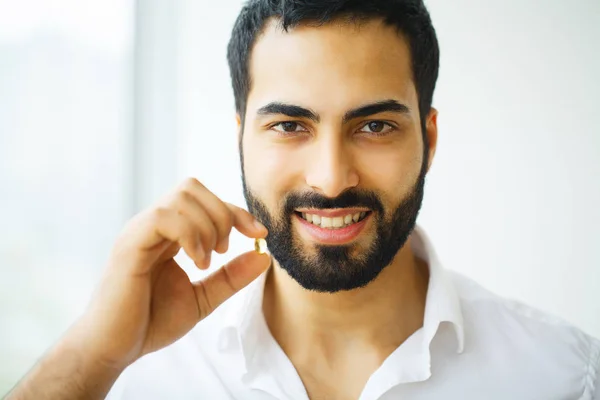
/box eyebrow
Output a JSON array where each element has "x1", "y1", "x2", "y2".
[
  {"x1": 256, "y1": 99, "x2": 410, "y2": 124},
  {"x1": 342, "y1": 100, "x2": 410, "y2": 123},
  {"x1": 257, "y1": 102, "x2": 320, "y2": 122}
]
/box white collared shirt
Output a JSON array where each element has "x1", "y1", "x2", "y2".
[{"x1": 107, "y1": 226, "x2": 600, "y2": 399}]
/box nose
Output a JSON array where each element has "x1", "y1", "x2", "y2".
[{"x1": 304, "y1": 134, "x2": 359, "y2": 198}]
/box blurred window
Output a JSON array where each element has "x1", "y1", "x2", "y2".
[{"x1": 0, "y1": 0, "x2": 133, "y2": 392}]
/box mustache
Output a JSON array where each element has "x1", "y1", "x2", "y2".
[{"x1": 283, "y1": 189, "x2": 385, "y2": 214}]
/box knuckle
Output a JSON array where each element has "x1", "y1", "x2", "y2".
[
  {"x1": 181, "y1": 177, "x2": 202, "y2": 191},
  {"x1": 181, "y1": 236, "x2": 197, "y2": 252},
  {"x1": 175, "y1": 189, "x2": 195, "y2": 206},
  {"x1": 182, "y1": 219, "x2": 197, "y2": 236},
  {"x1": 222, "y1": 266, "x2": 237, "y2": 294},
  {"x1": 150, "y1": 206, "x2": 171, "y2": 222},
  {"x1": 195, "y1": 281, "x2": 212, "y2": 318},
  {"x1": 215, "y1": 207, "x2": 234, "y2": 233},
  {"x1": 201, "y1": 225, "x2": 217, "y2": 249},
  {"x1": 205, "y1": 224, "x2": 218, "y2": 245},
  {"x1": 191, "y1": 219, "x2": 211, "y2": 243}
]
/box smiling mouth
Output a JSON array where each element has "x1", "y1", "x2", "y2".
[{"x1": 294, "y1": 211, "x2": 371, "y2": 229}]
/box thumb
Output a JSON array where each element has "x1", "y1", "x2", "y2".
[{"x1": 192, "y1": 251, "x2": 271, "y2": 320}]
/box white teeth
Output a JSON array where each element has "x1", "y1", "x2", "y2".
[{"x1": 300, "y1": 211, "x2": 369, "y2": 229}]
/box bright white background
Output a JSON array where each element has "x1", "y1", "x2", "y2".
[
  {"x1": 0, "y1": 0, "x2": 134, "y2": 393},
  {"x1": 0, "y1": 0, "x2": 598, "y2": 395}
]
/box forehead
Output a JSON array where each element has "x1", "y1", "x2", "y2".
[{"x1": 247, "y1": 18, "x2": 416, "y2": 115}]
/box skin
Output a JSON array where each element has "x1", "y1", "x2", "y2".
[
  {"x1": 241, "y1": 19, "x2": 438, "y2": 399},
  {"x1": 6, "y1": 16, "x2": 439, "y2": 400},
  {"x1": 6, "y1": 179, "x2": 271, "y2": 399}
]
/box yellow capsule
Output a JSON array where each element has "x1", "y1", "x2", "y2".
[{"x1": 254, "y1": 238, "x2": 268, "y2": 254}]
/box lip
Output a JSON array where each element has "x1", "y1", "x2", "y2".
[
  {"x1": 295, "y1": 208, "x2": 370, "y2": 218},
  {"x1": 294, "y1": 212, "x2": 371, "y2": 245}
]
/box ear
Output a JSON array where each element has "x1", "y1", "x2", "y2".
[{"x1": 424, "y1": 107, "x2": 439, "y2": 173}]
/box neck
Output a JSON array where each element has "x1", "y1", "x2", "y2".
[{"x1": 262, "y1": 233, "x2": 429, "y2": 366}]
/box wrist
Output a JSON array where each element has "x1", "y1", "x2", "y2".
[
  {"x1": 5, "y1": 328, "x2": 125, "y2": 400},
  {"x1": 61, "y1": 317, "x2": 129, "y2": 378},
  {"x1": 56, "y1": 329, "x2": 125, "y2": 383}
]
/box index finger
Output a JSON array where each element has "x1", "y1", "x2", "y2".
[{"x1": 226, "y1": 203, "x2": 268, "y2": 239}]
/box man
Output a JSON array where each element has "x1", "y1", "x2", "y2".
[{"x1": 7, "y1": 0, "x2": 599, "y2": 399}]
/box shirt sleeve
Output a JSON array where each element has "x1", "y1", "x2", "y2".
[{"x1": 588, "y1": 337, "x2": 600, "y2": 400}]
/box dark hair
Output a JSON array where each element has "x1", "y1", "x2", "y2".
[{"x1": 227, "y1": 0, "x2": 439, "y2": 137}]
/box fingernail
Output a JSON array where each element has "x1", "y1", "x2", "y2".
[{"x1": 254, "y1": 220, "x2": 267, "y2": 232}]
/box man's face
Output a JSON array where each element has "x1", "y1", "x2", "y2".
[{"x1": 240, "y1": 19, "x2": 433, "y2": 293}]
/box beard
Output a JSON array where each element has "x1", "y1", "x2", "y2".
[
  {"x1": 241, "y1": 162, "x2": 427, "y2": 293},
  {"x1": 239, "y1": 119, "x2": 429, "y2": 293}
]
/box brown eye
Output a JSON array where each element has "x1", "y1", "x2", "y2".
[
  {"x1": 368, "y1": 121, "x2": 385, "y2": 132},
  {"x1": 359, "y1": 120, "x2": 395, "y2": 136},
  {"x1": 281, "y1": 122, "x2": 298, "y2": 132},
  {"x1": 271, "y1": 121, "x2": 307, "y2": 135}
]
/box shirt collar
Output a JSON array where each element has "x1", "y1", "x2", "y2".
[
  {"x1": 412, "y1": 225, "x2": 465, "y2": 354},
  {"x1": 216, "y1": 261, "x2": 269, "y2": 372},
  {"x1": 218, "y1": 224, "x2": 465, "y2": 375}
]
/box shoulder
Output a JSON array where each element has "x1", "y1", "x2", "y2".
[
  {"x1": 448, "y1": 270, "x2": 600, "y2": 397},
  {"x1": 450, "y1": 270, "x2": 595, "y2": 337}
]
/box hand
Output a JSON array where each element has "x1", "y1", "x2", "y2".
[{"x1": 71, "y1": 178, "x2": 269, "y2": 370}]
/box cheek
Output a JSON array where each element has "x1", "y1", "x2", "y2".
[
  {"x1": 243, "y1": 138, "x2": 305, "y2": 204},
  {"x1": 355, "y1": 137, "x2": 423, "y2": 193}
]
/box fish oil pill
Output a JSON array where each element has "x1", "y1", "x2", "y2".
[{"x1": 254, "y1": 238, "x2": 268, "y2": 254}]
